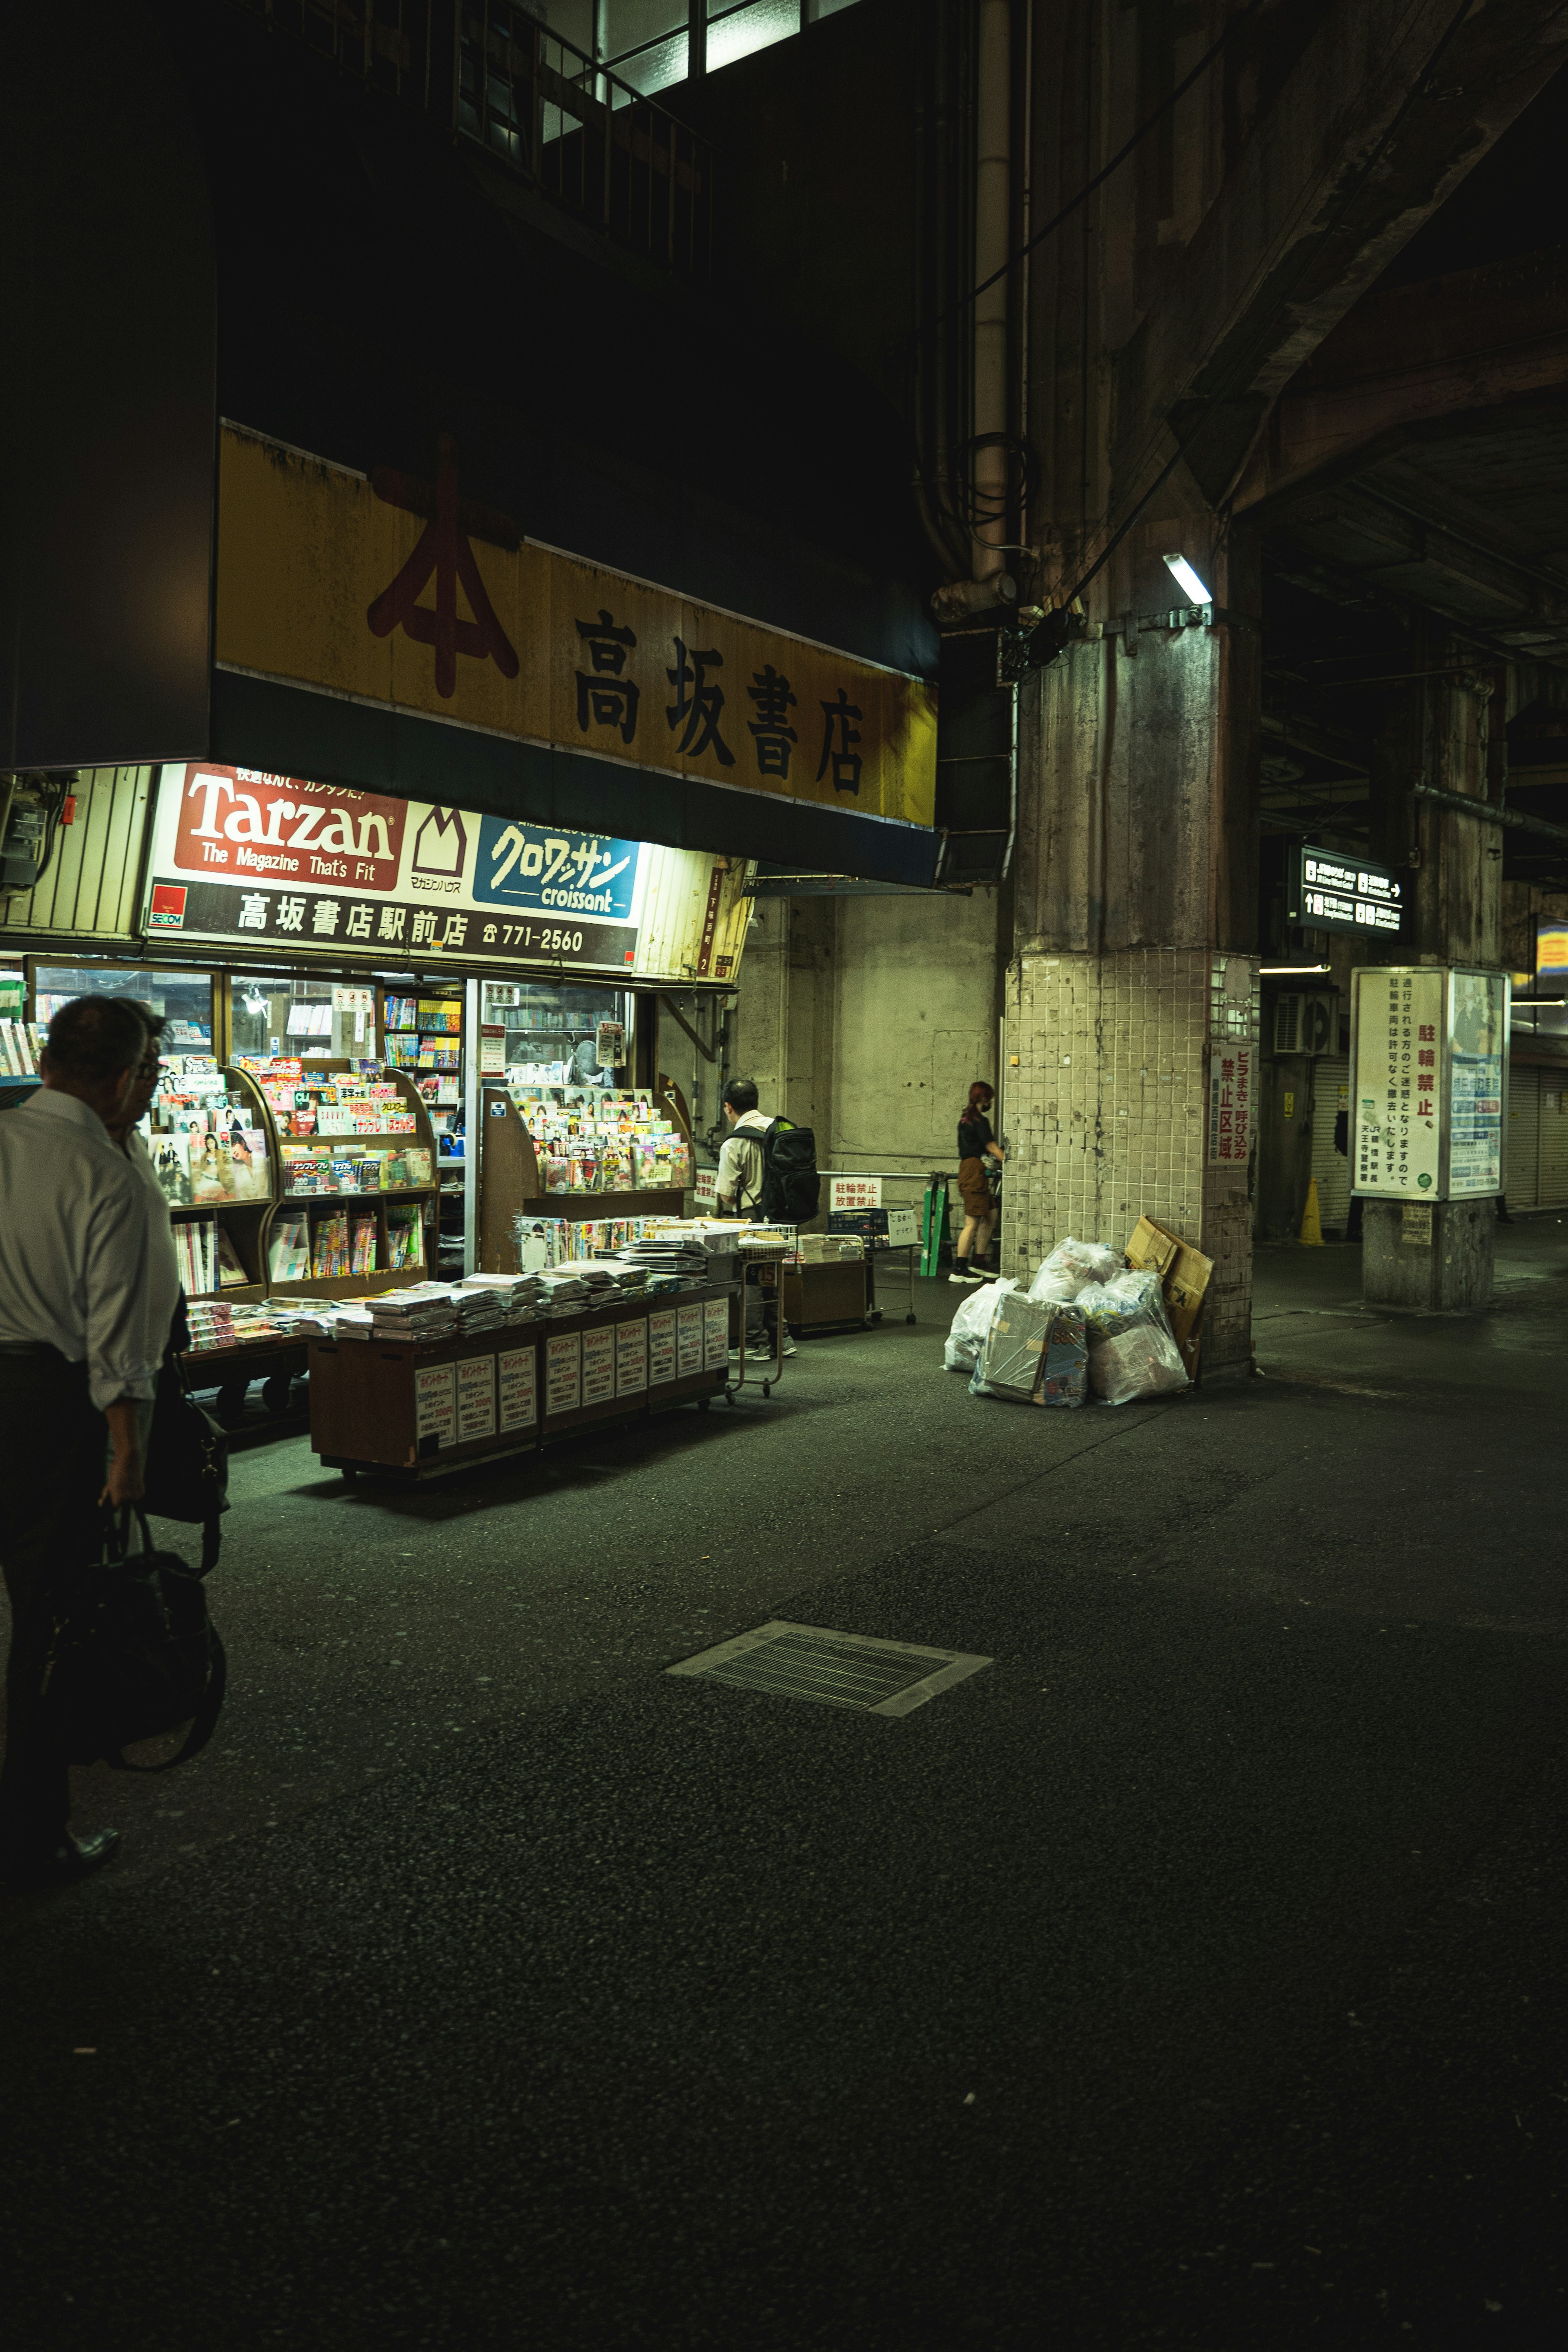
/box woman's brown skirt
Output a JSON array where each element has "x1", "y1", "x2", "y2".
[{"x1": 958, "y1": 1156, "x2": 992, "y2": 1221}]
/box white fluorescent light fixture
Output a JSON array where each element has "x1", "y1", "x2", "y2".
[
  {"x1": 1163, "y1": 553, "x2": 1212, "y2": 604},
  {"x1": 1261, "y1": 963, "x2": 1332, "y2": 975}
]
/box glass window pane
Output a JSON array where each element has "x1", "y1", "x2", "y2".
[
  {"x1": 34, "y1": 965, "x2": 214, "y2": 1053},
  {"x1": 481, "y1": 980, "x2": 631, "y2": 1083},
  {"x1": 706, "y1": 1, "x2": 798, "y2": 71},
  {"x1": 535, "y1": 1, "x2": 595, "y2": 53},
  {"x1": 610, "y1": 31, "x2": 687, "y2": 96},
  {"x1": 605, "y1": 2, "x2": 687, "y2": 56},
  {"x1": 229, "y1": 975, "x2": 377, "y2": 1064}
]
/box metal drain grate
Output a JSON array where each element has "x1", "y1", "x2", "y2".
[{"x1": 666, "y1": 1621, "x2": 991, "y2": 1717}]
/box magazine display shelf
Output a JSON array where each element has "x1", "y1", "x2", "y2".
[
  {"x1": 477, "y1": 1075, "x2": 693, "y2": 1274},
  {"x1": 158, "y1": 1064, "x2": 276, "y2": 1310},
  {"x1": 245, "y1": 1061, "x2": 443, "y2": 1301},
  {"x1": 307, "y1": 1282, "x2": 736, "y2": 1484}
]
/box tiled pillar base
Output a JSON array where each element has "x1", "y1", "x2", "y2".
[{"x1": 1004, "y1": 947, "x2": 1257, "y2": 1370}]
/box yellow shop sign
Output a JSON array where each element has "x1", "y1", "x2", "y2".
[{"x1": 214, "y1": 424, "x2": 936, "y2": 831}]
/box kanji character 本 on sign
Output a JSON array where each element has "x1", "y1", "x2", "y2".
[
  {"x1": 366, "y1": 432, "x2": 520, "y2": 699},
  {"x1": 817, "y1": 688, "x2": 863, "y2": 793},
  {"x1": 746, "y1": 664, "x2": 797, "y2": 777},
  {"x1": 574, "y1": 610, "x2": 639, "y2": 745},
  {"x1": 666, "y1": 640, "x2": 734, "y2": 764}
]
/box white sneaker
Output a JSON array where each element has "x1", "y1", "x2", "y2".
[
  {"x1": 949, "y1": 1270, "x2": 981, "y2": 1285},
  {"x1": 781, "y1": 1339, "x2": 798, "y2": 1357}
]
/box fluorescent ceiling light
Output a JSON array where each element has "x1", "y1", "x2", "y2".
[
  {"x1": 1261, "y1": 963, "x2": 1332, "y2": 975},
  {"x1": 1163, "y1": 553, "x2": 1212, "y2": 604}
]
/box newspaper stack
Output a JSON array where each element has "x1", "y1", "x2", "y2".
[
  {"x1": 536, "y1": 1268, "x2": 590, "y2": 1316},
  {"x1": 458, "y1": 1273, "x2": 541, "y2": 1323},
  {"x1": 370, "y1": 1284, "x2": 460, "y2": 1342},
  {"x1": 610, "y1": 1240, "x2": 709, "y2": 1282}
]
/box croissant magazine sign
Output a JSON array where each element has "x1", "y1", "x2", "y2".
[
  {"x1": 212, "y1": 424, "x2": 936, "y2": 834},
  {"x1": 141, "y1": 764, "x2": 744, "y2": 978}
]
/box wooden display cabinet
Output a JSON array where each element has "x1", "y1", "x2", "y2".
[
  {"x1": 477, "y1": 1074, "x2": 693, "y2": 1274},
  {"x1": 307, "y1": 1283, "x2": 736, "y2": 1481},
  {"x1": 250, "y1": 1062, "x2": 441, "y2": 1299}
]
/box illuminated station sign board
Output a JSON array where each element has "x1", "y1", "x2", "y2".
[{"x1": 1287, "y1": 847, "x2": 1403, "y2": 936}]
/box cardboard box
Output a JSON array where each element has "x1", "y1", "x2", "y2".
[{"x1": 1124, "y1": 1216, "x2": 1213, "y2": 1374}]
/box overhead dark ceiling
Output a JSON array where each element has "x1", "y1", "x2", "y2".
[{"x1": 1250, "y1": 65, "x2": 1568, "y2": 886}]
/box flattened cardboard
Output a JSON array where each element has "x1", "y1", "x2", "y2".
[{"x1": 1124, "y1": 1215, "x2": 1214, "y2": 1374}]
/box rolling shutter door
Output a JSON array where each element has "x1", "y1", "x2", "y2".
[
  {"x1": 1309, "y1": 1055, "x2": 1350, "y2": 1229},
  {"x1": 1538, "y1": 1076, "x2": 1568, "y2": 1205},
  {"x1": 1506, "y1": 1064, "x2": 1541, "y2": 1208}
]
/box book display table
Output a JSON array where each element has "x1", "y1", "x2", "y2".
[{"x1": 307, "y1": 1283, "x2": 737, "y2": 1483}]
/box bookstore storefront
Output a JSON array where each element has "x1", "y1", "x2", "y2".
[{"x1": 3, "y1": 762, "x2": 751, "y2": 1317}]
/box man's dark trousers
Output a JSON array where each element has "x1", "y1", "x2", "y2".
[{"x1": 0, "y1": 1350, "x2": 105, "y2": 1867}]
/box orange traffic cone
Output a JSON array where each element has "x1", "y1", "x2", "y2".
[{"x1": 1299, "y1": 1178, "x2": 1324, "y2": 1247}]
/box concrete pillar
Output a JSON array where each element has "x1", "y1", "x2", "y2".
[
  {"x1": 1362, "y1": 643, "x2": 1504, "y2": 1311},
  {"x1": 1008, "y1": 519, "x2": 1261, "y2": 1372},
  {"x1": 1362, "y1": 1198, "x2": 1494, "y2": 1312}
]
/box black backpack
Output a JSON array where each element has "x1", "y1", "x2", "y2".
[{"x1": 756, "y1": 1118, "x2": 820, "y2": 1222}]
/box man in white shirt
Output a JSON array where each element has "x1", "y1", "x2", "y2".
[
  {"x1": 0, "y1": 996, "x2": 179, "y2": 1889},
  {"x1": 715, "y1": 1077, "x2": 773, "y2": 1217}
]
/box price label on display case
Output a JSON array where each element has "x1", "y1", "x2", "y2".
[
  {"x1": 414, "y1": 1362, "x2": 456, "y2": 1453},
  {"x1": 545, "y1": 1331, "x2": 582, "y2": 1416},
  {"x1": 581, "y1": 1323, "x2": 616, "y2": 1404},
  {"x1": 456, "y1": 1354, "x2": 495, "y2": 1442},
  {"x1": 498, "y1": 1347, "x2": 537, "y2": 1431},
  {"x1": 648, "y1": 1309, "x2": 677, "y2": 1384},
  {"x1": 616, "y1": 1319, "x2": 648, "y2": 1395}
]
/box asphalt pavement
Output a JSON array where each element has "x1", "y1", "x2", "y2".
[{"x1": 3, "y1": 1227, "x2": 1566, "y2": 2350}]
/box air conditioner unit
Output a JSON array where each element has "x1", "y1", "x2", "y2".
[{"x1": 1272, "y1": 991, "x2": 1336, "y2": 1056}]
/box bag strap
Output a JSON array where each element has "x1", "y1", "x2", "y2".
[{"x1": 106, "y1": 1628, "x2": 227, "y2": 1775}]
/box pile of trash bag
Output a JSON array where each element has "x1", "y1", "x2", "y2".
[
  {"x1": 946, "y1": 1233, "x2": 1188, "y2": 1406},
  {"x1": 967, "y1": 1292, "x2": 1088, "y2": 1408}
]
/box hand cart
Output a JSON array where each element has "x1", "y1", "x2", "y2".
[{"x1": 726, "y1": 1227, "x2": 796, "y2": 1399}]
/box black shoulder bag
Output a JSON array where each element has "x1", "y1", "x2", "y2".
[
  {"x1": 143, "y1": 1348, "x2": 229, "y2": 1573},
  {"x1": 42, "y1": 1508, "x2": 227, "y2": 1772}
]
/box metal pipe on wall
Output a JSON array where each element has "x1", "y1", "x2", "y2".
[{"x1": 972, "y1": 0, "x2": 1011, "y2": 584}]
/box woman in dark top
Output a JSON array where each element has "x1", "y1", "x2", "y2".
[{"x1": 953, "y1": 1081, "x2": 1004, "y2": 1282}]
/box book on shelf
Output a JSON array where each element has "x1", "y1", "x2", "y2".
[
  {"x1": 1, "y1": 1017, "x2": 40, "y2": 1076},
  {"x1": 312, "y1": 1209, "x2": 350, "y2": 1280},
  {"x1": 216, "y1": 1227, "x2": 250, "y2": 1287},
  {"x1": 269, "y1": 1212, "x2": 310, "y2": 1283},
  {"x1": 174, "y1": 1217, "x2": 218, "y2": 1296},
  {"x1": 385, "y1": 1203, "x2": 424, "y2": 1270},
  {"x1": 350, "y1": 1211, "x2": 379, "y2": 1275}
]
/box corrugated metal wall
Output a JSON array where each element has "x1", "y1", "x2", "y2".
[
  {"x1": 1537, "y1": 1073, "x2": 1568, "y2": 1205},
  {"x1": 633, "y1": 846, "x2": 750, "y2": 983},
  {"x1": 1309, "y1": 1054, "x2": 1350, "y2": 1229},
  {"x1": 1506, "y1": 1064, "x2": 1540, "y2": 1207},
  {"x1": 1, "y1": 766, "x2": 152, "y2": 941}
]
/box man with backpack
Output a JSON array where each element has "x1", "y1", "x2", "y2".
[{"x1": 715, "y1": 1077, "x2": 820, "y2": 1360}]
